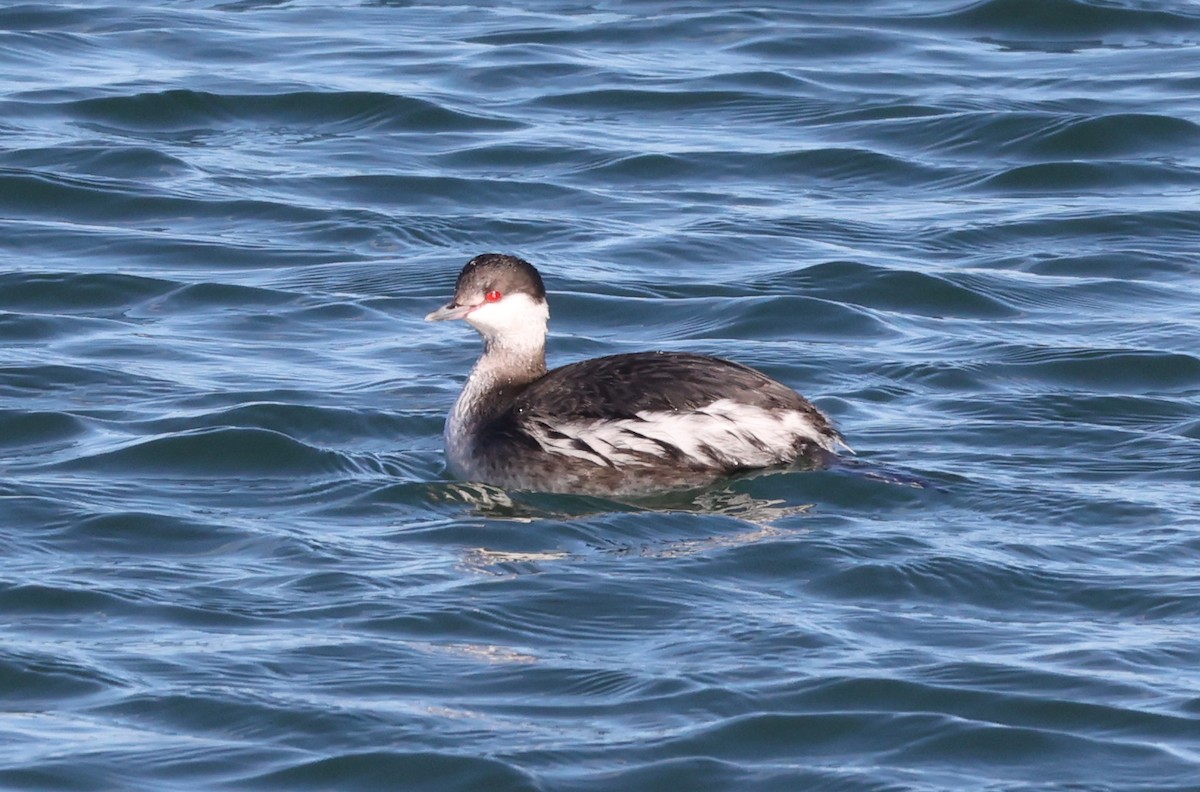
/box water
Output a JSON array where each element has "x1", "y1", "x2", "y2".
[{"x1": 2, "y1": 1, "x2": 1199, "y2": 789}]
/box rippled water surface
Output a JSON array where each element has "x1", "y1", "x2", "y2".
[{"x1": 3, "y1": 1, "x2": 1200, "y2": 790}]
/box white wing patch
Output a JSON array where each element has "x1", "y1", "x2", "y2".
[{"x1": 526, "y1": 398, "x2": 840, "y2": 469}]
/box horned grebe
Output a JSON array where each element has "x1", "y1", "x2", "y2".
[{"x1": 426, "y1": 254, "x2": 849, "y2": 495}]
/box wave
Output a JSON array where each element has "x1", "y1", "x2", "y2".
[
  {"x1": 920, "y1": 0, "x2": 1200, "y2": 40},
  {"x1": 55, "y1": 426, "x2": 352, "y2": 477},
  {"x1": 59, "y1": 89, "x2": 521, "y2": 135},
  {"x1": 240, "y1": 751, "x2": 537, "y2": 792}
]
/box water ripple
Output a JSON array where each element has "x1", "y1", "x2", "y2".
[{"x1": 2, "y1": 1, "x2": 1199, "y2": 791}]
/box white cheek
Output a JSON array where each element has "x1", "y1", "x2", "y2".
[
  {"x1": 465, "y1": 298, "x2": 515, "y2": 331},
  {"x1": 466, "y1": 293, "x2": 548, "y2": 345}
]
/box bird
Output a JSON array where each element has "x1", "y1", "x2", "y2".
[{"x1": 425, "y1": 253, "x2": 849, "y2": 495}]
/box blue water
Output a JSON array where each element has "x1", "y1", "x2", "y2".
[{"x1": 3, "y1": 1, "x2": 1200, "y2": 790}]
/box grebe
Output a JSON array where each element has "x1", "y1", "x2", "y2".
[{"x1": 426, "y1": 254, "x2": 849, "y2": 495}]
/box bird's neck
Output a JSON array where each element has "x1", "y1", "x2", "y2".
[{"x1": 446, "y1": 327, "x2": 548, "y2": 450}]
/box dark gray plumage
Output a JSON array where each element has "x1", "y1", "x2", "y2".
[{"x1": 426, "y1": 254, "x2": 848, "y2": 495}]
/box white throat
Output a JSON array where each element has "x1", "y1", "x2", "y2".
[{"x1": 444, "y1": 293, "x2": 550, "y2": 476}]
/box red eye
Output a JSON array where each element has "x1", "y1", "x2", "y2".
[{"x1": 485, "y1": 290, "x2": 502, "y2": 302}]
